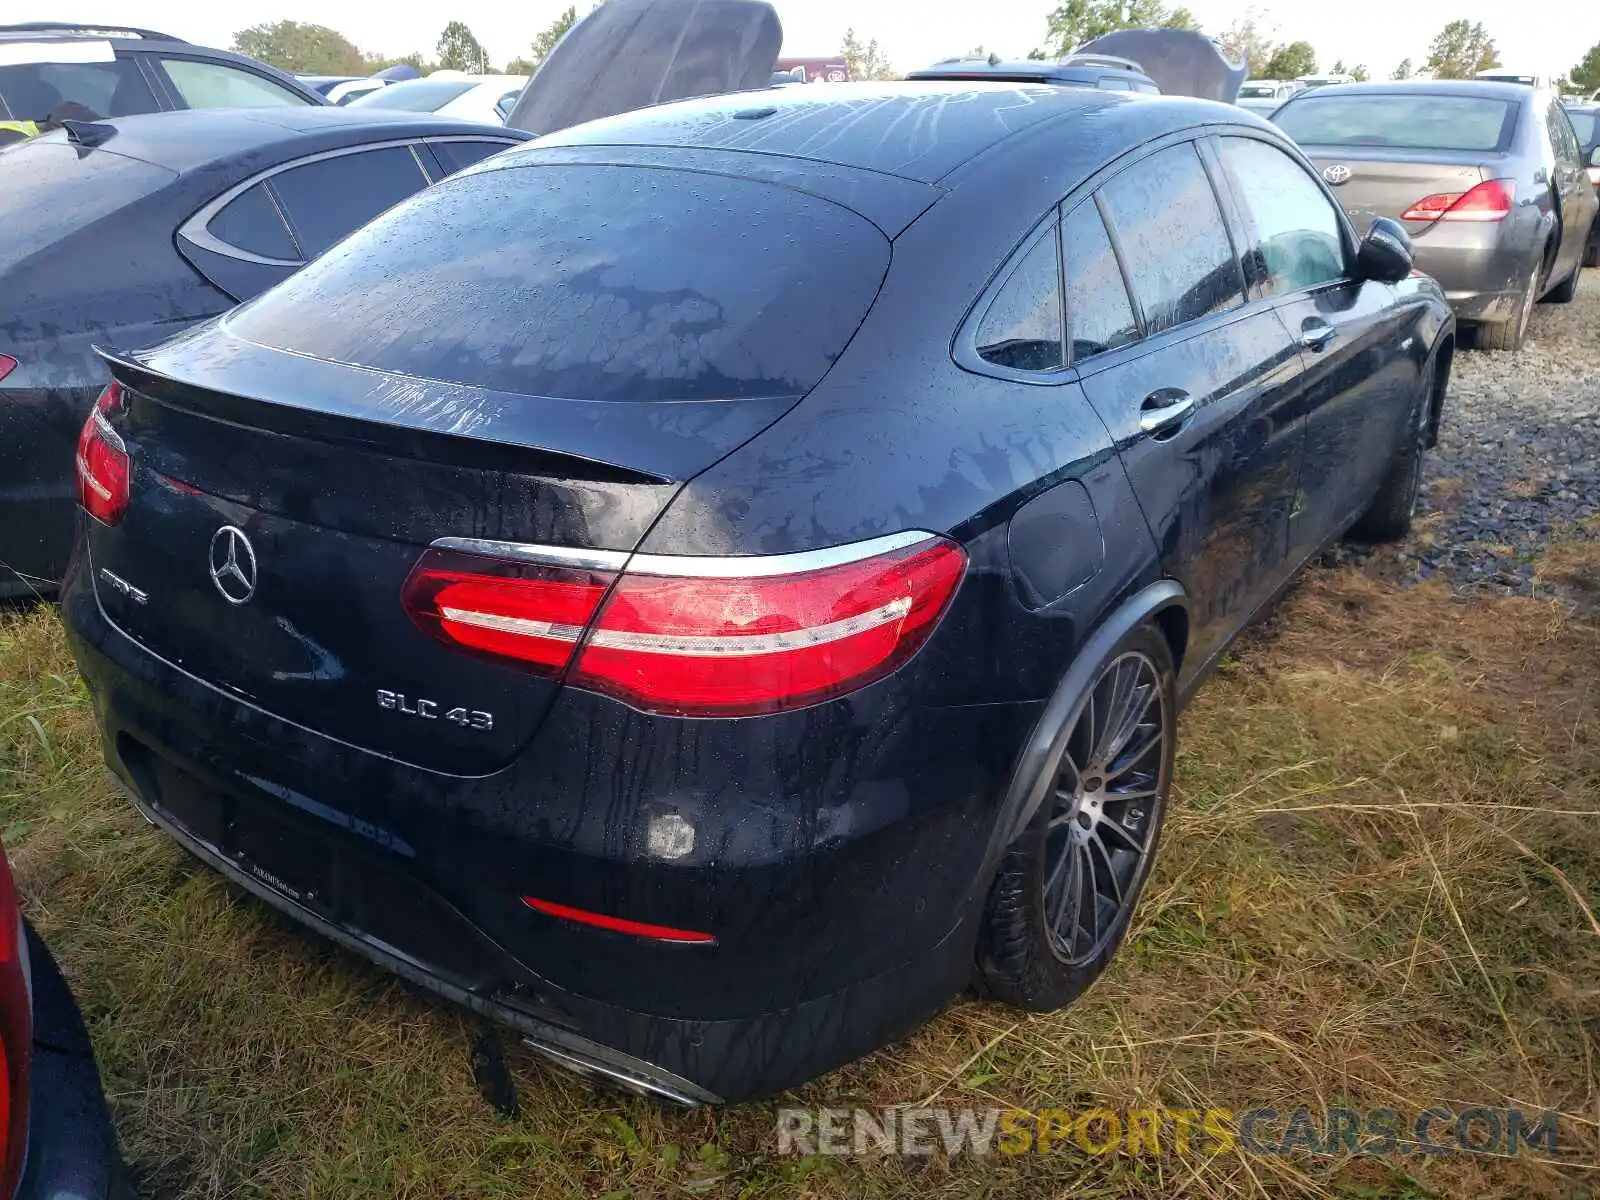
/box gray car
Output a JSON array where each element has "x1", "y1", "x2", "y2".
[{"x1": 1273, "y1": 80, "x2": 1597, "y2": 350}]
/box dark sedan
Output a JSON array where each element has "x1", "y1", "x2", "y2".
[
  {"x1": 0, "y1": 107, "x2": 528, "y2": 598},
  {"x1": 63, "y1": 84, "x2": 1453, "y2": 1103},
  {"x1": 1274, "y1": 81, "x2": 1598, "y2": 350}
]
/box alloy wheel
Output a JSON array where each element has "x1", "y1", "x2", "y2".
[{"x1": 1042, "y1": 650, "x2": 1169, "y2": 965}]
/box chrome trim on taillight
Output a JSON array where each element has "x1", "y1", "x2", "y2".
[{"x1": 428, "y1": 530, "x2": 939, "y2": 579}]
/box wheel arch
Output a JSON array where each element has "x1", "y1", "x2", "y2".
[{"x1": 986, "y1": 579, "x2": 1187, "y2": 861}]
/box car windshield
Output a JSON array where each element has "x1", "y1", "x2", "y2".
[
  {"x1": 227, "y1": 162, "x2": 891, "y2": 403},
  {"x1": 1274, "y1": 93, "x2": 1514, "y2": 151},
  {"x1": 349, "y1": 79, "x2": 475, "y2": 111},
  {"x1": 1567, "y1": 109, "x2": 1596, "y2": 145}
]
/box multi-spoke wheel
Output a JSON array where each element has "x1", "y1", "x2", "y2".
[
  {"x1": 976, "y1": 624, "x2": 1176, "y2": 1011},
  {"x1": 1042, "y1": 650, "x2": 1165, "y2": 965}
]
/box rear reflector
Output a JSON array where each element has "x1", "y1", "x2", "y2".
[
  {"x1": 402, "y1": 532, "x2": 967, "y2": 716},
  {"x1": 0, "y1": 355, "x2": 16, "y2": 383},
  {"x1": 1400, "y1": 178, "x2": 1515, "y2": 223},
  {"x1": 522, "y1": 896, "x2": 716, "y2": 944},
  {"x1": 75, "y1": 382, "x2": 130, "y2": 526}
]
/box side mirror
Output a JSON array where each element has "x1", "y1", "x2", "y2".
[{"x1": 1356, "y1": 217, "x2": 1414, "y2": 283}]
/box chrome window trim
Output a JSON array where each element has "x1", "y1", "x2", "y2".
[
  {"x1": 177, "y1": 137, "x2": 433, "y2": 267},
  {"x1": 430, "y1": 530, "x2": 937, "y2": 578}
]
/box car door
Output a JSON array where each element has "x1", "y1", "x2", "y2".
[
  {"x1": 1212, "y1": 133, "x2": 1414, "y2": 560},
  {"x1": 1075, "y1": 140, "x2": 1308, "y2": 680},
  {"x1": 1547, "y1": 100, "x2": 1595, "y2": 280},
  {"x1": 177, "y1": 143, "x2": 434, "y2": 301}
]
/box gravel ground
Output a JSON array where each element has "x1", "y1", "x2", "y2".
[{"x1": 1329, "y1": 266, "x2": 1600, "y2": 594}]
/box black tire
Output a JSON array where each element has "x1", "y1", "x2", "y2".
[
  {"x1": 976, "y1": 623, "x2": 1176, "y2": 1011},
  {"x1": 1545, "y1": 262, "x2": 1580, "y2": 304},
  {"x1": 1348, "y1": 356, "x2": 1434, "y2": 544}
]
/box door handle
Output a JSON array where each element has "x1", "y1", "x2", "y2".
[
  {"x1": 1138, "y1": 389, "x2": 1195, "y2": 438},
  {"x1": 1300, "y1": 319, "x2": 1337, "y2": 351}
]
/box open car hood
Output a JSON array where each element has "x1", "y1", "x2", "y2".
[
  {"x1": 1077, "y1": 29, "x2": 1246, "y2": 103},
  {"x1": 505, "y1": 0, "x2": 782, "y2": 136}
]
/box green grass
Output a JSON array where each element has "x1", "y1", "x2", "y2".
[{"x1": 4, "y1": 558, "x2": 1600, "y2": 1198}]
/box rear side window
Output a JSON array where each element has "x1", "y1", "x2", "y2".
[
  {"x1": 1273, "y1": 94, "x2": 1514, "y2": 153},
  {"x1": 0, "y1": 58, "x2": 158, "y2": 120},
  {"x1": 208, "y1": 185, "x2": 298, "y2": 261},
  {"x1": 269, "y1": 146, "x2": 430, "y2": 256},
  {"x1": 1568, "y1": 110, "x2": 1596, "y2": 147},
  {"x1": 1098, "y1": 143, "x2": 1243, "y2": 335},
  {"x1": 976, "y1": 228, "x2": 1064, "y2": 372},
  {"x1": 1548, "y1": 102, "x2": 1583, "y2": 167},
  {"x1": 431, "y1": 139, "x2": 512, "y2": 175},
  {"x1": 158, "y1": 58, "x2": 307, "y2": 109},
  {"x1": 1062, "y1": 201, "x2": 1137, "y2": 362},
  {"x1": 1218, "y1": 137, "x2": 1346, "y2": 295},
  {"x1": 228, "y1": 163, "x2": 892, "y2": 402},
  {"x1": 0, "y1": 140, "x2": 174, "y2": 274}
]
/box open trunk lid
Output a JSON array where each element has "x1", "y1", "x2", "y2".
[{"x1": 87, "y1": 156, "x2": 892, "y2": 775}]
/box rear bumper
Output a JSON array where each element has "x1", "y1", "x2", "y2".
[
  {"x1": 62, "y1": 549, "x2": 1029, "y2": 1102},
  {"x1": 1409, "y1": 219, "x2": 1541, "y2": 324},
  {"x1": 19, "y1": 924, "x2": 125, "y2": 1200}
]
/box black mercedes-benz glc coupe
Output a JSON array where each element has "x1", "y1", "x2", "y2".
[{"x1": 63, "y1": 82, "x2": 1454, "y2": 1104}]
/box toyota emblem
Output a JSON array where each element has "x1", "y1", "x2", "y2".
[
  {"x1": 208, "y1": 525, "x2": 258, "y2": 605},
  {"x1": 1322, "y1": 165, "x2": 1352, "y2": 185}
]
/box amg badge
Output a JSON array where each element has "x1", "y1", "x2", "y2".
[{"x1": 377, "y1": 689, "x2": 493, "y2": 730}]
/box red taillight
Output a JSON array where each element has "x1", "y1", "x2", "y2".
[
  {"x1": 402, "y1": 533, "x2": 968, "y2": 717},
  {"x1": 75, "y1": 382, "x2": 130, "y2": 525},
  {"x1": 521, "y1": 897, "x2": 715, "y2": 944},
  {"x1": 0, "y1": 854, "x2": 31, "y2": 1198},
  {"x1": 1400, "y1": 178, "x2": 1515, "y2": 223},
  {"x1": 0, "y1": 355, "x2": 16, "y2": 383}
]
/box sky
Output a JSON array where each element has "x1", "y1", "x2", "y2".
[{"x1": 20, "y1": 0, "x2": 1598, "y2": 82}]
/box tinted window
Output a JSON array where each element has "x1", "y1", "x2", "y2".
[
  {"x1": 1549, "y1": 103, "x2": 1582, "y2": 166},
  {"x1": 1568, "y1": 110, "x2": 1596, "y2": 147},
  {"x1": 1274, "y1": 94, "x2": 1514, "y2": 152},
  {"x1": 1062, "y1": 201, "x2": 1137, "y2": 362},
  {"x1": 159, "y1": 58, "x2": 306, "y2": 108},
  {"x1": 228, "y1": 163, "x2": 891, "y2": 402},
  {"x1": 1238, "y1": 84, "x2": 1277, "y2": 98},
  {"x1": 431, "y1": 139, "x2": 511, "y2": 175},
  {"x1": 270, "y1": 146, "x2": 428, "y2": 257},
  {"x1": 1099, "y1": 144, "x2": 1243, "y2": 335},
  {"x1": 350, "y1": 80, "x2": 475, "y2": 111},
  {"x1": 0, "y1": 59, "x2": 158, "y2": 120},
  {"x1": 208, "y1": 185, "x2": 298, "y2": 261},
  {"x1": 976, "y1": 228, "x2": 1064, "y2": 372},
  {"x1": 1220, "y1": 137, "x2": 1345, "y2": 295},
  {"x1": 0, "y1": 140, "x2": 174, "y2": 274}
]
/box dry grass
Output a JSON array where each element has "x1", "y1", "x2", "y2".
[{"x1": 4, "y1": 552, "x2": 1600, "y2": 1199}]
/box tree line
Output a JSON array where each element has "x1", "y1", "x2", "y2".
[{"x1": 236, "y1": 4, "x2": 1600, "y2": 95}]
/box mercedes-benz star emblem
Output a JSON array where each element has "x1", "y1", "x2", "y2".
[
  {"x1": 1322, "y1": 165, "x2": 1352, "y2": 186},
  {"x1": 208, "y1": 525, "x2": 258, "y2": 605}
]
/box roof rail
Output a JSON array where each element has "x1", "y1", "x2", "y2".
[{"x1": 0, "y1": 20, "x2": 186, "y2": 41}]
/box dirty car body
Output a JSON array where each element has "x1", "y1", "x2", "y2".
[
  {"x1": 1274, "y1": 81, "x2": 1598, "y2": 343},
  {"x1": 63, "y1": 84, "x2": 1454, "y2": 1103},
  {"x1": 0, "y1": 108, "x2": 527, "y2": 598}
]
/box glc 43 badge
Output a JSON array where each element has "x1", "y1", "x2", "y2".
[{"x1": 377, "y1": 689, "x2": 493, "y2": 730}]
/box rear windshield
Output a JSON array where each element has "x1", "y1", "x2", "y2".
[
  {"x1": 1274, "y1": 94, "x2": 1515, "y2": 152},
  {"x1": 0, "y1": 141, "x2": 174, "y2": 274},
  {"x1": 1238, "y1": 84, "x2": 1278, "y2": 98},
  {"x1": 227, "y1": 162, "x2": 891, "y2": 402},
  {"x1": 1568, "y1": 109, "x2": 1596, "y2": 146},
  {"x1": 350, "y1": 80, "x2": 475, "y2": 111}
]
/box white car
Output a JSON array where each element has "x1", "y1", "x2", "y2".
[
  {"x1": 1235, "y1": 79, "x2": 1300, "y2": 115},
  {"x1": 349, "y1": 73, "x2": 527, "y2": 124}
]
